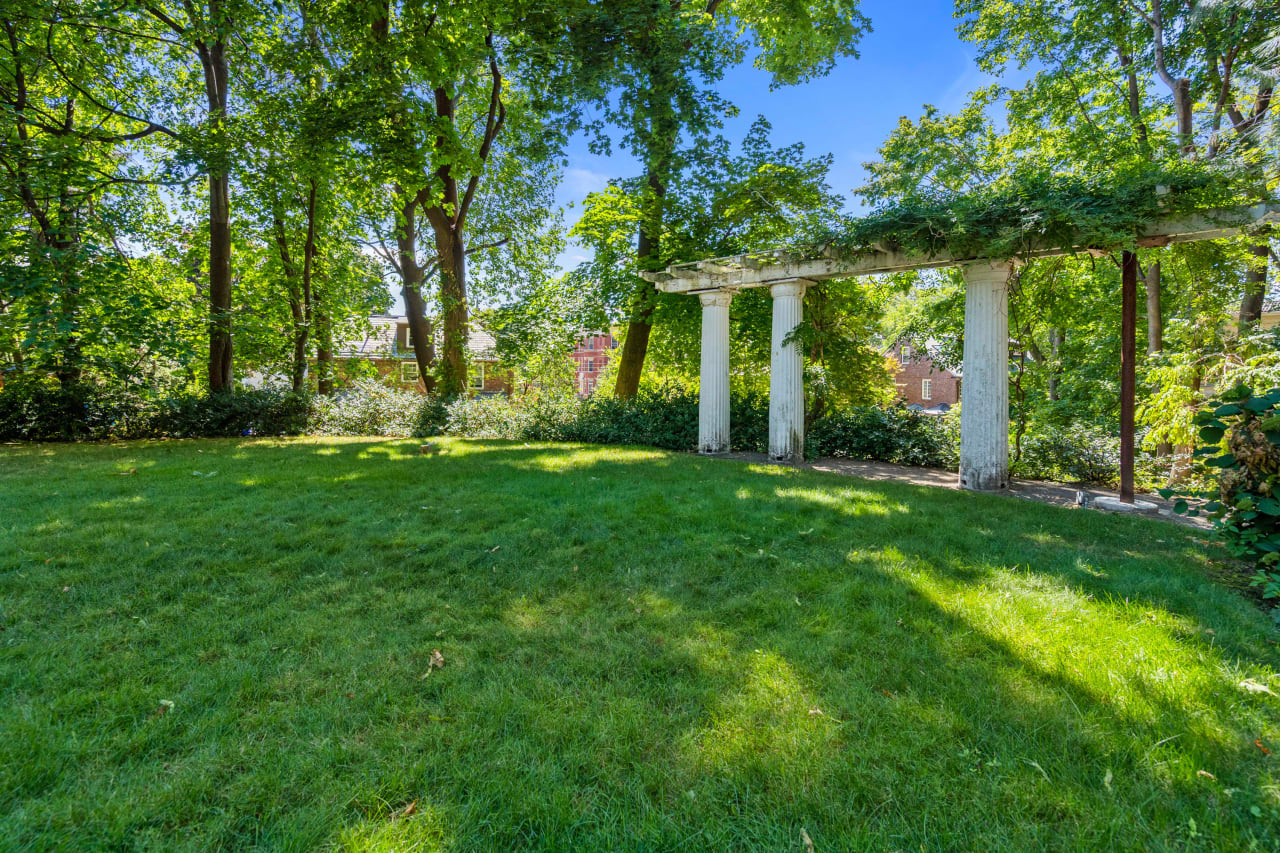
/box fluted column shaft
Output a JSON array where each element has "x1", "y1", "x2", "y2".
[
  {"x1": 698, "y1": 290, "x2": 733, "y2": 453},
  {"x1": 768, "y1": 281, "x2": 808, "y2": 462},
  {"x1": 959, "y1": 261, "x2": 1013, "y2": 491}
]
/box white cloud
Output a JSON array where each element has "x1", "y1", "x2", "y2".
[{"x1": 563, "y1": 167, "x2": 611, "y2": 197}]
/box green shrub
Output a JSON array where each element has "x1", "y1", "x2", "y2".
[
  {"x1": 0, "y1": 376, "x2": 157, "y2": 441},
  {"x1": 309, "y1": 379, "x2": 424, "y2": 437},
  {"x1": 1163, "y1": 384, "x2": 1280, "y2": 619},
  {"x1": 809, "y1": 405, "x2": 957, "y2": 468},
  {"x1": 569, "y1": 385, "x2": 699, "y2": 449},
  {"x1": 1011, "y1": 424, "x2": 1120, "y2": 485},
  {"x1": 442, "y1": 394, "x2": 536, "y2": 439},
  {"x1": 156, "y1": 389, "x2": 312, "y2": 438}
]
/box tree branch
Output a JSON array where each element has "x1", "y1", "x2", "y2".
[{"x1": 456, "y1": 30, "x2": 505, "y2": 228}]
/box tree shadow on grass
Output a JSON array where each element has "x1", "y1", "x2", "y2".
[{"x1": 4, "y1": 438, "x2": 1279, "y2": 851}]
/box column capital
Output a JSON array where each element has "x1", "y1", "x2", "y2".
[
  {"x1": 961, "y1": 260, "x2": 1015, "y2": 281},
  {"x1": 698, "y1": 289, "x2": 735, "y2": 308},
  {"x1": 769, "y1": 279, "x2": 811, "y2": 299}
]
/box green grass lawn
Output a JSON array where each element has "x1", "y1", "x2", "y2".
[{"x1": 2, "y1": 437, "x2": 1279, "y2": 851}]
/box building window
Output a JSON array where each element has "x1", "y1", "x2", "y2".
[
  {"x1": 900, "y1": 344, "x2": 912, "y2": 364},
  {"x1": 587, "y1": 337, "x2": 595, "y2": 350},
  {"x1": 401, "y1": 325, "x2": 415, "y2": 352},
  {"x1": 400, "y1": 361, "x2": 420, "y2": 383},
  {"x1": 468, "y1": 363, "x2": 485, "y2": 390},
  {"x1": 611, "y1": 338, "x2": 618, "y2": 349},
  {"x1": 921, "y1": 378, "x2": 932, "y2": 400},
  {"x1": 586, "y1": 358, "x2": 594, "y2": 373}
]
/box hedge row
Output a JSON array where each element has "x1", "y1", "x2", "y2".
[{"x1": 0, "y1": 377, "x2": 1127, "y2": 485}]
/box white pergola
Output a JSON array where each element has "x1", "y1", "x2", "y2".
[{"x1": 641, "y1": 203, "x2": 1279, "y2": 493}]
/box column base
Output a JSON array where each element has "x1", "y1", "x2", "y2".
[{"x1": 959, "y1": 465, "x2": 1008, "y2": 491}]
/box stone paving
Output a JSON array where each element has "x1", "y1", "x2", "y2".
[{"x1": 717, "y1": 452, "x2": 1208, "y2": 529}]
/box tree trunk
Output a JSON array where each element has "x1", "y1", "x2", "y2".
[
  {"x1": 1048, "y1": 328, "x2": 1063, "y2": 402},
  {"x1": 433, "y1": 223, "x2": 468, "y2": 397},
  {"x1": 298, "y1": 179, "x2": 317, "y2": 391},
  {"x1": 1238, "y1": 243, "x2": 1269, "y2": 329},
  {"x1": 271, "y1": 202, "x2": 308, "y2": 393},
  {"x1": 1144, "y1": 259, "x2": 1173, "y2": 457},
  {"x1": 394, "y1": 191, "x2": 436, "y2": 392},
  {"x1": 1145, "y1": 259, "x2": 1163, "y2": 354},
  {"x1": 1174, "y1": 77, "x2": 1194, "y2": 155},
  {"x1": 201, "y1": 17, "x2": 233, "y2": 391},
  {"x1": 208, "y1": 171, "x2": 232, "y2": 390},
  {"x1": 315, "y1": 306, "x2": 333, "y2": 395},
  {"x1": 613, "y1": 167, "x2": 666, "y2": 399}
]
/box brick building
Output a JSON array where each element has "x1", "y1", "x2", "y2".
[
  {"x1": 888, "y1": 340, "x2": 960, "y2": 411},
  {"x1": 336, "y1": 315, "x2": 511, "y2": 395},
  {"x1": 570, "y1": 332, "x2": 617, "y2": 397}
]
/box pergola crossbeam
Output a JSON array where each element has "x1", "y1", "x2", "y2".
[
  {"x1": 642, "y1": 203, "x2": 1280, "y2": 293},
  {"x1": 642, "y1": 202, "x2": 1278, "y2": 492}
]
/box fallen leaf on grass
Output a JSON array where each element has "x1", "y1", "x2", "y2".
[
  {"x1": 392, "y1": 800, "x2": 418, "y2": 820},
  {"x1": 1255, "y1": 739, "x2": 1272, "y2": 755},
  {"x1": 489, "y1": 545, "x2": 501, "y2": 553},
  {"x1": 880, "y1": 689, "x2": 895, "y2": 698},
  {"x1": 1022, "y1": 758, "x2": 1050, "y2": 782},
  {"x1": 808, "y1": 707, "x2": 824, "y2": 716},
  {"x1": 115, "y1": 468, "x2": 137, "y2": 476},
  {"x1": 1197, "y1": 770, "x2": 1217, "y2": 781},
  {"x1": 800, "y1": 827, "x2": 815, "y2": 853},
  {"x1": 1103, "y1": 768, "x2": 1112, "y2": 791},
  {"x1": 420, "y1": 649, "x2": 446, "y2": 679},
  {"x1": 1240, "y1": 679, "x2": 1276, "y2": 697},
  {"x1": 799, "y1": 528, "x2": 814, "y2": 536},
  {"x1": 152, "y1": 699, "x2": 174, "y2": 718}
]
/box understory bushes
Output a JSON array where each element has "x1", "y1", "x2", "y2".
[
  {"x1": 154, "y1": 389, "x2": 311, "y2": 438},
  {"x1": 0, "y1": 377, "x2": 309, "y2": 441},
  {"x1": 1010, "y1": 424, "x2": 1124, "y2": 486},
  {"x1": 0, "y1": 377, "x2": 1140, "y2": 487},
  {"x1": 310, "y1": 379, "x2": 424, "y2": 437},
  {"x1": 809, "y1": 405, "x2": 957, "y2": 468},
  {"x1": 0, "y1": 377, "x2": 156, "y2": 441}
]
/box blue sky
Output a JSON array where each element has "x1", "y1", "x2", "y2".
[{"x1": 552, "y1": 0, "x2": 1008, "y2": 270}]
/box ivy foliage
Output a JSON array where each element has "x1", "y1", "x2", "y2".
[{"x1": 811, "y1": 162, "x2": 1258, "y2": 263}]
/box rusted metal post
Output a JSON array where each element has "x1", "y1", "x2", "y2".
[{"x1": 1120, "y1": 250, "x2": 1137, "y2": 504}]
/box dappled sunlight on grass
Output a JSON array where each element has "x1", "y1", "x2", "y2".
[
  {"x1": 773, "y1": 484, "x2": 908, "y2": 518},
  {"x1": 333, "y1": 801, "x2": 449, "y2": 853},
  {"x1": 3, "y1": 437, "x2": 1280, "y2": 850}
]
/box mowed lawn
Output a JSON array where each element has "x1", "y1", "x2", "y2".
[{"x1": 2, "y1": 438, "x2": 1279, "y2": 851}]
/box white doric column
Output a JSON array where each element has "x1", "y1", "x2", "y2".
[
  {"x1": 698, "y1": 289, "x2": 733, "y2": 453},
  {"x1": 959, "y1": 261, "x2": 1013, "y2": 491},
  {"x1": 768, "y1": 280, "x2": 809, "y2": 462}
]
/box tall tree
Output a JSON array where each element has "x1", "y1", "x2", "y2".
[
  {"x1": 341, "y1": 0, "x2": 619, "y2": 396},
  {"x1": 605, "y1": 0, "x2": 871, "y2": 397}
]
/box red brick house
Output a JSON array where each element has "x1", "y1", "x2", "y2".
[
  {"x1": 570, "y1": 332, "x2": 617, "y2": 397},
  {"x1": 888, "y1": 340, "x2": 960, "y2": 411},
  {"x1": 337, "y1": 315, "x2": 511, "y2": 395}
]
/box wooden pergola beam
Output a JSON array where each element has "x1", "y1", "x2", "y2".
[{"x1": 642, "y1": 203, "x2": 1280, "y2": 292}]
